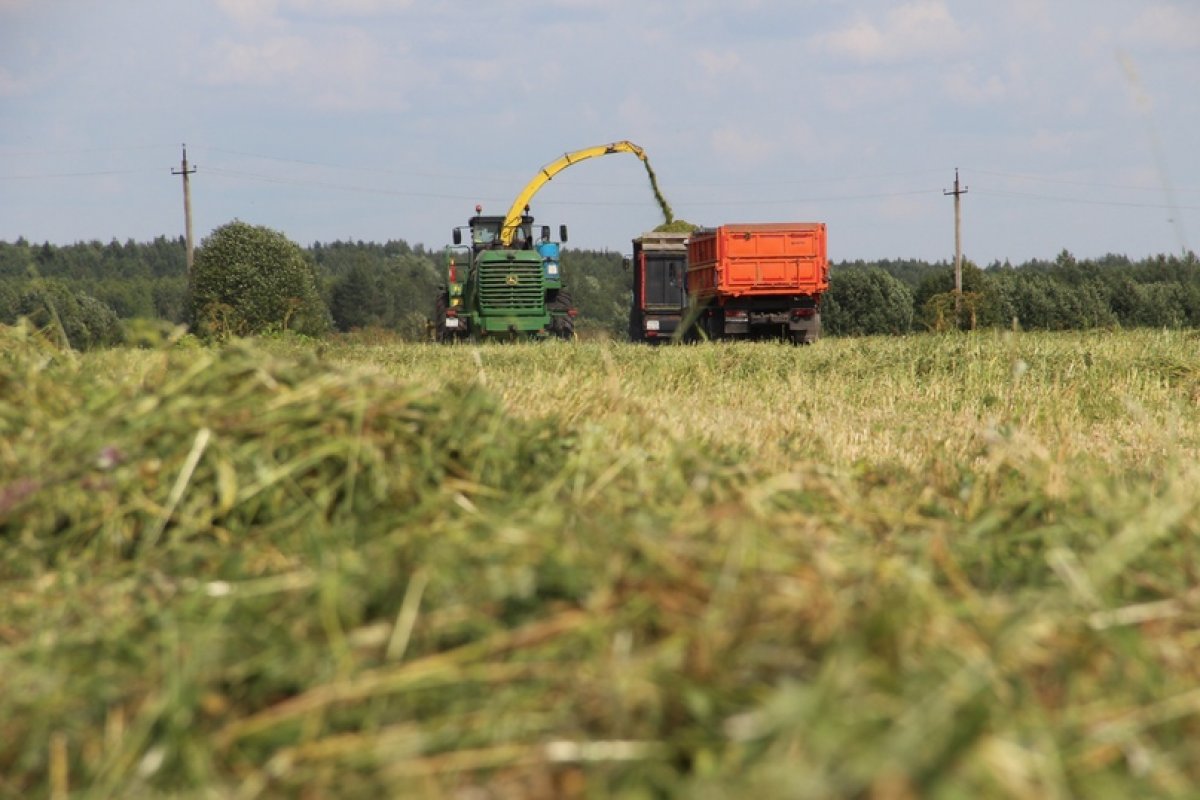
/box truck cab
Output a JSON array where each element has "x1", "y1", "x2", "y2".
[{"x1": 627, "y1": 231, "x2": 690, "y2": 342}]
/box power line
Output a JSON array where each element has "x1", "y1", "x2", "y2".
[
  {"x1": 0, "y1": 143, "x2": 174, "y2": 157},
  {"x1": 971, "y1": 167, "x2": 1199, "y2": 194},
  {"x1": 973, "y1": 187, "x2": 1200, "y2": 211},
  {"x1": 0, "y1": 169, "x2": 158, "y2": 180},
  {"x1": 204, "y1": 166, "x2": 519, "y2": 205}
]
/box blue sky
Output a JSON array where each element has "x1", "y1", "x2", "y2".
[{"x1": 1, "y1": 0, "x2": 1197, "y2": 263}]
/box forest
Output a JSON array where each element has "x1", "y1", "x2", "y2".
[{"x1": 1, "y1": 233, "x2": 1198, "y2": 347}]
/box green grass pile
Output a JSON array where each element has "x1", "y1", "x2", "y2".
[{"x1": 3, "y1": 324, "x2": 1200, "y2": 797}]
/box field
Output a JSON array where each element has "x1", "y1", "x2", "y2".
[{"x1": 3, "y1": 325, "x2": 1200, "y2": 798}]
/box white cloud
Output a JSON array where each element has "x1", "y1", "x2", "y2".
[
  {"x1": 694, "y1": 49, "x2": 743, "y2": 78},
  {"x1": 0, "y1": 66, "x2": 31, "y2": 97},
  {"x1": 709, "y1": 126, "x2": 778, "y2": 167},
  {"x1": 821, "y1": 72, "x2": 914, "y2": 112},
  {"x1": 1008, "y1": 0, "x2": 1052, "y2": 31},
  {"x1": 210, "y1": 35, "x2": 309, "y2": 86},
  {"x1": 215, "y1": 0, "x2": 415, "y2": 26},
  {"x1": 1026, "y1": 127, "x2": 1093, "y2": 155},
  {"x1": 813, "y1": 0, "x2": 966, "y2": 63},
  {"x1": 206, "y1": 27, "x2": 412, "y2": 111},
  {"x1": 287, "y1": 0, "x2": 416, "y2": 14},
  {"x1": 215, "y1": 0, "x2": 281, "y2": 28},
  {"x1": 943, "y1": 62, "x2": 1021, "y2": 106},
  {"x1": 1127, "y1": 4, "x2": 1200, "y2": 51}
]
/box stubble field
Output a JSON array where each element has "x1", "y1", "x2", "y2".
[{"x1": 3, "y1": 325, "x2": 1199, "y2": 798}]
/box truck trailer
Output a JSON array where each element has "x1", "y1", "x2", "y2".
[
  {"x1": 627, "y1": 222, "x2": 828, "y2": 343},
  {"x1": 687, "y1": 223, "x2": 828, "y2": 343}
]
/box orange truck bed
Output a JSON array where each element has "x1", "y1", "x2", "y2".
[{"x1": 687, "y1": 223, "x2": 828, "y2": 299}]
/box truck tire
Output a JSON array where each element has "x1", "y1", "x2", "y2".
[
  {"x1": 549, "y1": 288, "x2": 575, "y2": 340},
  {"x1": 789, "y1": 312, "x2": 821, "y2": 345},
  {"x1": 433, "y1": 291, "x2": 449, "y2": 343},
  {"x1": 434, "y1": 291, "x2": 463, "y2": 343}
]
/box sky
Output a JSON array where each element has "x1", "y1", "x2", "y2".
[{"x1": 1, "y1": 0, "x2": 1197, "y2": 264}]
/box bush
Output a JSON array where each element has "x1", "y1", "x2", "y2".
[
  {"x1": 15, "y1": 279, "x2": 123, "y2": 349},
  {"x1": 824, "y1": 268, "x2": 914, "y2": 336},
  {"x1": 189, "y1": 221, "x2": 330, "y2": 339},
  {"x1": 992, "y1": 274, "x2": 1115, "y2": 331}
]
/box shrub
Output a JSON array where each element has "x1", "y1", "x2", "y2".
[
  {"x1": 15, "y1": 279, "x2": 123, "y2": 349},
  {"x1": 189, "y1": 221, "x2": 330, "y2": 339},
  {"x1": 824, "y1": 268, "x2": 914, "y2": 336}
]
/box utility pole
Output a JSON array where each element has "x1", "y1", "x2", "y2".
[
  {"x1": 944, "y1": 168, "x2": 968, "y2": 322},
  {"x1": 172, "y1": 144, "x2": 197, "y2": 275}
]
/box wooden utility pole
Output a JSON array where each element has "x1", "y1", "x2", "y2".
[
  {"x1": 944, "y1": 168, "x2": 968, "y2": 322},
  {"x1": 172, "y1": 144, "x2": 197, "y2": 275}
]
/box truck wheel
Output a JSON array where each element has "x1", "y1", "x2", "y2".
[
  {"x1": 549, "y1": 288, "x2": 575, "y2": 340},
  {"x1": 434, "y1": 291, "x2": 463, "y2": 343},
  {"x1": 433, "y1": 291, "x2": 449, "y2": 343}
]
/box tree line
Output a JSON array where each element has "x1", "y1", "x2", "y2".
[{"x1": 1, "y1": 228, "x2": 1197, "y2": 349}]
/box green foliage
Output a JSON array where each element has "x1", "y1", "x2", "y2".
[
  {"x1": 321, "y1": 248, "x2": 444, "y2": 340},
  {"x1": 560, "y1": 249, "x2": 630, "y2": 338},
  {"x1": 3, "y1": 235, "x2": 1200, "y2": 341},
  {"x1": 14, "y1": 278, "x2": 123, "y2": 349},
  {"x1": 329, "y1": 260, "x2": 388, "y2": 330},
  {"x1": 991, "y1": 273, "x2": 1115, "y2": 331},
  {"x1": 653, "y1": 219, "x2": 701, "y2": 233},
  {"x1": 189, "y1": 221, "x2": 330, "y2": 339},
  {"x1": 824, "y1": 267, "x2": 913, "y2": 335},
  {"x1": 0, "y1": 279, "x2": 19, "y2": 323}
]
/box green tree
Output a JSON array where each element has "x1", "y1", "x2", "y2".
[
  {"x1": 823, "y1": 268, "x2": 914, "y2": 336},
  {"x1": 189, "y1": 221, "x2": 330, "y2": 338},
  {"x1": 991, "y1": 274, "x2": 1114, "y2": 331},
  {"x1": 16, "y1": 279, "x2": 123, "y2": 349},
  {"x1": 913, "y1": 261, "x2": 1013, "y2": 329},
  {"x1": 330, "y1": 261, "x2": 388, "y2": 331},
  {"x1": 558, "y1": 249, "x2": 629, "y2": 338},
  {"x1": 0, "y1": 279, "x2": 20, "y2": 323}
]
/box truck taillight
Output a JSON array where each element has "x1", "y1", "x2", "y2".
[
  {"x1": 791, "y1": 308, "x2": 815, "y2": 318},
  {"x1": 726, "y1": 310, "x2": 748, "y2": 322}
]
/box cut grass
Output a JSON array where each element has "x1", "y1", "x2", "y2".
[{"x1": 2, "y1": 324, "x2": 1199, "y2": 797}]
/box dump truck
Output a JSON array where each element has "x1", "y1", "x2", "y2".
[
  {"x1": 435, "y1": 141, "x2": 657, "y2": 342},
  {"x1": 686, "y1": 222, "x2": 828, "y2": 343},
  {"x1": 627, "y1": 230, "x2": 690, "y2": 342}
]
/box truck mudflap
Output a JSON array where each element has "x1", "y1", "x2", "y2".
[{"x1": 788, "y1": 311, "x2": 821, "y2": 344}]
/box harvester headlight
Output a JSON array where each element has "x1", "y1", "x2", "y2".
[{"x1": 546, "y1": 263, "x2": 559, "y2": 276}]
